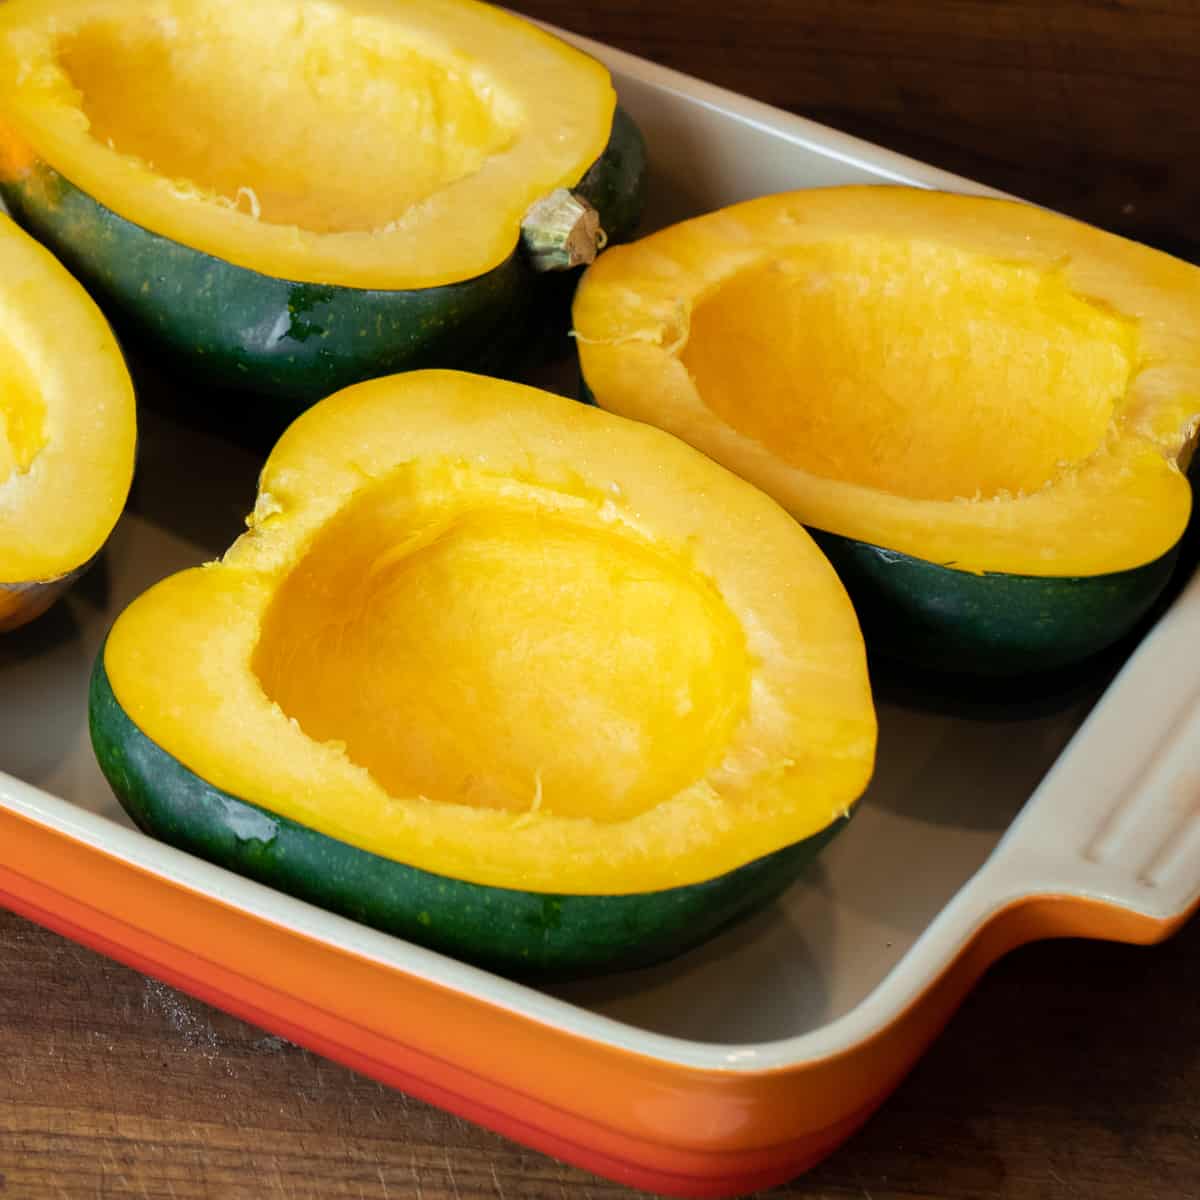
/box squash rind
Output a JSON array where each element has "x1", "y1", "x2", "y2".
[
  {"x1": 572, "y1": 187, "x2": 1200, "y2": 578},
  {"x1": 574, "y1": 186, "x2": 1200, "y2": 673},
  {"x1": 573, "y1": 107, "x2": 648, "y2": 256},
  {"x1": 0, "y1": 109, "x2": 645, "y2": 406},
  {"x1": 102, "y1": 383, "x2": 874, "y2": 890},
  {"x1": 89, "y1": 652, "x2": 846, "y2": 976},
  {"x1": 809, "y1": 530, "x2": 1181, "y2": 675},
  {"x1": 582, "y1": 368, "x2": 1186, "y2": 675}
]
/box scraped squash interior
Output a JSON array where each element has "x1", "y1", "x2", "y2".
[
  {"x1": 102, "y1": 371, "x2": 877, "y2": 893},
  {"x1": 681, "y1": 239, "x2": 1138, "y2": 502},
  {"x1": 253, "y1": 466, "x2": 749, "y2": 822},
  {"x1": 574, "y1": 187, "x2": 1200, "y2": 577},
  {"x1": 57, "y1": 10, "x2": 521, "y2": 234},
  {"x1": 0, "y1": 0, "x2": 616, "y2": 286}
]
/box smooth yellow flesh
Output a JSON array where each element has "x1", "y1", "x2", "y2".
[
  {"x1": 59, "y1": 14, "x2": 520, "y2": 234},
  {"x1": 574, "y1": 188, "x2": 1200, "y2": 576},
  {"x1": 105, "y1": 371, "x2": 877, "y2": 893},
  {"x1": 0, "y1": 0, "x2": 616, "y2": 287},
  {"x1": 0, "y1": 326, "x2": 47, "y2": 485},
  {"x1": 254, "y1": 469, "x2": 748, "y2": 822},
  {"x1": 683, "y1": 240, "x2": 1136, "y2": 502},
  {"x1": 0, "y1": 212, "x2": 135, "y2": 584}
]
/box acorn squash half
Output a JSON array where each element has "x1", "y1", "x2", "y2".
[
  {"x1": 89, "y1": 370, "x2": 876, "y2": 975},
  {"x1": 0, "y1": 0, "x2": 645, "y2": 406},
  {"x1": 573, "y1": 187, "x2": 1200, "y2": 674},
  {"x1": 0, "y1": 213, "x2": 135, "y2": 632}
]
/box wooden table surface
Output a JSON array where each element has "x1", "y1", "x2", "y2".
[{"x1": 3, "y1": 2, "x2": 1200, "y2": 1197}]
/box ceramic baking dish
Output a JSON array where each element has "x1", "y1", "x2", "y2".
[{"x1": 1, "y1": 24, "x2": 1198, "y2": 1199}]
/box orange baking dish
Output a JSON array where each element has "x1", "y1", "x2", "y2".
[{"x1": 0, "y1": 24, "x2": 1197, "y2": 1197}]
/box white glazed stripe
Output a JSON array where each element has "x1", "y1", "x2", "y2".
[
  {"x1": 1145, "y1": 817, "x2": 1200, "y2": 891},
  {"x1": 1084, "y1": 686, "x2": 1200, "y2": 883},
  {"x1": 1088, "y1": 696, "x2": 1200, "y2": 882}
]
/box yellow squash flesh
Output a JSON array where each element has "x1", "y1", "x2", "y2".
[
  {"x1": 573, "y1": 187, "x2": 1200, "y2": 578},
  {"x1": 0, "y1": 0, "x2": 616, "y2": 288},
  {"x1": 103, "y1": 371, "x2": 877, "y2": 894},
  {"x1": 0, "y1": 212, "x2": 135, "y2": 629}
]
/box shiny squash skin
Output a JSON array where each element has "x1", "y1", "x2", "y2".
[
  {"x1": 90, "y1": 652, "x2": 844, "y2": 977},
  {"x1": 0, "y1": 110, "x2": 645, "y2": 407}
]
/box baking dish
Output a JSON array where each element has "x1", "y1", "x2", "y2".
[{"x1": 0, "y1": 23, "x2": 1197, "y2": 1197}]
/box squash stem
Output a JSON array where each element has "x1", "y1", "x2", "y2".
[{"x1": 520, "y1": 188, "x2": 607, "y2": 271}]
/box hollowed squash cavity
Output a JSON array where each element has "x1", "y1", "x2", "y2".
[
  {"x1": 0, "y1": 0, "x2": 617, "y2": 288},
  {"x1": 682, "y1": 240, "x2": 1136, "y2": 503},
  {"x1": 253, "y1": 474, "x2": 749, "y2": 822},
  {"x1": 96, "y1": 370, "x2": 876, "y2": 900},
  {"x1": 575, "y1": 187, "x2": 1200, "y2": 580},
  {"x1": 57, "y1": 13, "x2": 521, "y2": 235}
]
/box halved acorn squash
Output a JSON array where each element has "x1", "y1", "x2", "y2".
[
  {"x1": 0, "y1": 0, "x2": 645, "y2": 405},
  {"x1": 89, "y1": 370, "x2": 876, "y2": 974},
  {"x1": 573, "y1": 187, "x2": 1200, "y2": 674},
  {"x1": 0, "y1": 212, "x2": 135, "y2": 632}
]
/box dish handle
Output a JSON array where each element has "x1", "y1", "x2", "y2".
[{"x1": 969, "y1": 572, "x2": 1200, "y2": 944}]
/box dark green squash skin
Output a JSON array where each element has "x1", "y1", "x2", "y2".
[
  {"x1": 809, "y1": 530, "x2": 1180, "y2": 676},
  {"x1": 579, "y1": 371, "x2": 1189, "y2": 676},
  {"x1": 517, "y1": 107, "x2": 648, "y2": 366},
  {"x1": 0, "y1": 108, "x2": 645, "y2": 407},
  {"x1": 89, "y1": 652, "x2": 845, "y2": 978},
  {"x1": 574, "y1": 107, "x2": 648, "y2": 256}
]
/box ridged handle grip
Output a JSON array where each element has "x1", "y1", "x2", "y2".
[{"x1": 975, "y1": 565, "x2": 1200, "y2": 926}]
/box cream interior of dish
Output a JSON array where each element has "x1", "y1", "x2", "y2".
[
  {"x1": 681, "y1": 238, "x2": 1139, "y2": 502},
  {"x1": 252, "y1": 466, "x2": 750, "y2": 822},
  {"x1": 0, "y1": 327, "x2": 47, "y2": 488},
  {"x1": 56, "y1": 4, "x2": 522, "y2": 233}
]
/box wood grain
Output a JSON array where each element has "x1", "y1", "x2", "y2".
[
  {"x1": 514, "y1": 0, "x2": 1200, "y2": 264},
  {"x1": 2, "y1": 2, "x2": 1200, "y2": 1197}
]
